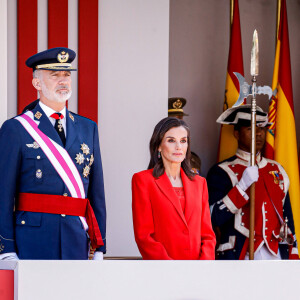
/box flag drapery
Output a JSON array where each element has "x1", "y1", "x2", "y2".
[
  {"x1": 265, "y1": 0, "x2": 300, "y2": 246},
  {"x1": 217, "y1": 0, "x2": 244, "y2": 162},
  {"x1": 17, "y1": 0, "x2": 99, "y2": 123}
]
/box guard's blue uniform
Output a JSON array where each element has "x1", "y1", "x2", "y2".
[
  {"x1": 0, "y1": 102, "x2": 106, "y2": 259},
  {"x1": 207, "y1": 149, "x2": 298, "y2": 260}
]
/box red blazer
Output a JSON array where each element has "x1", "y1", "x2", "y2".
[{"x1": 132, "y1": 168, "x2": 216, "y2": 260}]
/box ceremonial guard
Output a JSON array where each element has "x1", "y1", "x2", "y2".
[
  {"x1": 0, "y1": 47, "x2": 106, "y2": 260},
  {"x1": 207, "y1": 105, "x2": 298, "y2": 260}
]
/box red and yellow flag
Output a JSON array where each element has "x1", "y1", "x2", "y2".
[
  {"x1": 265, "y1": 0, "x2": 300, "y2": 244},
  {"x1": 218, "y1": 0, "x2": 244, "y2": 162}
]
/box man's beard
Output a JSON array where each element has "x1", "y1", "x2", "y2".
[{"x1": 40, "y1": 81, "x2": 72, "y2": 103}]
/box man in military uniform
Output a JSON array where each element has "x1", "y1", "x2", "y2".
[
  {"x1": 0, "y1": 47, "x2": 106, "y2": 260},
  {"x1": 168, "y1": 97, "x2": 201, "y2": 174},
  {"x1": 207, "y1": 105, "x2": 298, "y2": 260}
]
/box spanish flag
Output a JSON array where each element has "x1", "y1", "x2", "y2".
[
  {"x1": 265, "y1": 0, "x2": 300, "y2": 245},
  {"x1": 217, "y1": 0, "x2": 244, "y2": 162}
]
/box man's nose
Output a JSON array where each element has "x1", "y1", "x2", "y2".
[
  {"x1": 256, "y1": 127, "x2": 263, "y2": 135},
  {"x1": 58, "y1": 76, "x2": 69, "y2": 84}
]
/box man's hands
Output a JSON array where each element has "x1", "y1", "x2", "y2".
[
  {"x1": 237, "y1": 166, "x2": 259, "y2": 192},
  {"x1": 93, "y1": 251, "x2": 104, "y2": 260}
]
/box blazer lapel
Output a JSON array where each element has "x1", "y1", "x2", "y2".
[
  {"x1": 65, "y1": 109, "x2": 77, "y2": 151},
  {"x1": 181, "y1": 169, "x2": 196, "y2": 224},
  {"x1": 155, "y1": 172, "x2": 188, "y2": 228},
  {"x1": 32, "y1": 103, "x2": 64, "y2": 147}
]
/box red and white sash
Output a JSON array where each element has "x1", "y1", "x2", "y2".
[{"x1": 16, "y1": 111, "x2": 85, "y2": 199}]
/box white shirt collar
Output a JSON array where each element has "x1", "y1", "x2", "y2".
[
  {"x1": 39, "y1": 100, "x2": 66, "y2": 119},
  {"x1": 235, "y1": 148, "x2": 262, "y2": 163}
]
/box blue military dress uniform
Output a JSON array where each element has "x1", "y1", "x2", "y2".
[{"x1": 0, "y1": 102, "x2": 106, "y2": 259}]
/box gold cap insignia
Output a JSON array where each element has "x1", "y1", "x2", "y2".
[
  {"x1": 173, "y1": 99, "x2": 183, "y2": 109},
  {"x1": 35, "y1": 111, "x2": 42, "y2": 119},
  {"x1": 57, "y1": 51, "x2": 69, "y2": 63}
]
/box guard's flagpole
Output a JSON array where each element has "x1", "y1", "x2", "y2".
[{"x1": 249, "y1": 29, "x2": 259, "y2": 260}]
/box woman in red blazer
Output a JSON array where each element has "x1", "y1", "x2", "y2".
[{"x1": 132, "y1": 117, "x2": 216, "y2": 260}]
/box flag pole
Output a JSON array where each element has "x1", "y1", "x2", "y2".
[
  {"x1": 249, "y1": 30, "x2": 259, "y2": 260},
  {"x1": 230, "y1": 0, "x2": 234, "y2": 26},
  {"x1": 276, "y1": 0, "x2": 281, "y2": 41}
]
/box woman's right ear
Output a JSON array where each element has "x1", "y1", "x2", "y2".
[{"x1": 32, "y1": 78, "x2": 41, "y2": 91}]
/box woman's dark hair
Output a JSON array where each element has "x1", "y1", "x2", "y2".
[{"x1": 148, "y1": 117, "x2": 195, "y2": 180}]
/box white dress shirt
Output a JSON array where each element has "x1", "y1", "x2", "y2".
[{"x1": 39, "y1": 101, "x2": 67, "y2": 137}]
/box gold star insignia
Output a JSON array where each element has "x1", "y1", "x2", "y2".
[
  {"x1": 89, "y1": 154, "x2": 94, "y2": 166},
  {"x1": 81, "y1": 143, "x2": 90, "y2": 155},
  {"x1": 83, "y1": 165, "x2": 90, "y2": 178},
  {"x1": 75, "y1": 153, "x2": 85, "y2": 165},
  {"x1": 35, "y1": 111, "x2": 42, "y2": 119}
]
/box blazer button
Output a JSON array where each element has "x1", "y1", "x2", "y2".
[
  {"x1": 61, "y1": 214, "x2": 66, "y2": 217},
  {"x1": 21, "y1": 220, "x2": 25, "y2": 225},
  {"x1": 63, "y1": 193, "x2": 68, "y2": 197}
]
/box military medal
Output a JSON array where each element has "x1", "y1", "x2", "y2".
[
  {"x1": 76, "y1": 143, "x2": 93, "y2": 177},
  {"x1": 269, "y1": 171, "x2": 280, "y2": 184},
  {"x1": 75, "y1": 153, "x2": 85, "y2": 165},
  {"x1": 89, "y1": 154, "x2": 94, "y2": 166},
  {"x1": 83, "y1": 165, "x2": 90, "y2": 178},
  {"x1": 81, "y1": 143, "x2": 90, "y2": 155},
  {"x1": 57, "y1": 119, "x2": 63, "y2": 132}
]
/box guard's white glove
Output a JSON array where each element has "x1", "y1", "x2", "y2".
[
  {"x1": 0, "y1": 252, "x2": 19, "y2": 260},
  {"x1": 237, "y1": 166, "x2": 259, "y2": 192},
  {"x1": 93, "y1": 251, "x2": 104, "y2": 261}
]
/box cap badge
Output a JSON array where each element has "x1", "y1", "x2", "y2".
[
  {"x1": 57, "y1": 51, "x2": 69, "y2": 63},
  {"x1": 173, "y1": 99, "x2": 183, "y2": 109}
]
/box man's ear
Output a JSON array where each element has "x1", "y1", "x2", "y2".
[
  {"x1": 233, "y1": 130, "x2": 239, "y2": 141},
  {"x1": 32, "y1": 78, "x2": 42, "y2": 91}
]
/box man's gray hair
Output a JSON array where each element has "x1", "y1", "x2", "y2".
[{"x1": 33, "y1": 69, "x2": 42, "y2": 79}]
